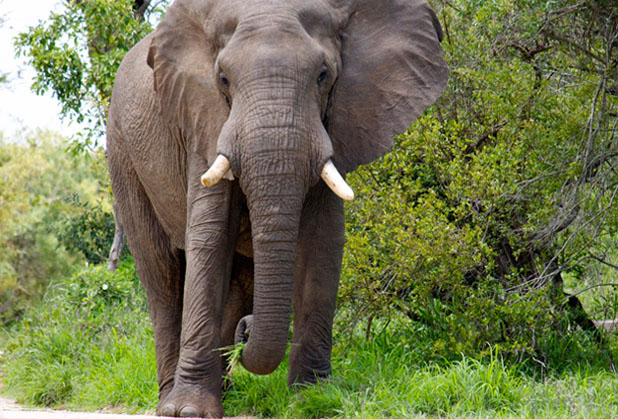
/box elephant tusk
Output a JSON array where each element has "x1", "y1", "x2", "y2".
[
  {"x1": 201, "y1": 155, "x2": 232, "y2": 187},
  {"x1": 321, "y1": 160, "x2": 354, "y2": 201}
]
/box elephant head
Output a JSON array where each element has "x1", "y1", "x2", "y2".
[{"x1": 146, "y1": 0, "x2": 448, "y2": 374}]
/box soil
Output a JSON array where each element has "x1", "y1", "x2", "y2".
[{"x1": 0, "y1": 391, "x2": 252, "y2": 419}]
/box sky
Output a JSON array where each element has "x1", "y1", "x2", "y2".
[{"x1": 0, "y1": 0, "x2": 83, "y2": 139}]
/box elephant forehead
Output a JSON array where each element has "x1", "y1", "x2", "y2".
[
  {"x1": 210, "y1": 0, "x2": 338, "y2": 41},
  {"x1": 213, "y1": 0, "x2": 334, "y2": 17},
  {"x1": 216, "y1": 19, "x2": 325, "y2": 79},
  {"x1": 218, "y1": 39, "x2": 322, "y2": 90}
]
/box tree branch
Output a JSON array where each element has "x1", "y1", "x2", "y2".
[
  {"x1": 568, "y1": 283, "x2": 618, "y2": 300},
  {"x1": 133, "y1": 0, "x2": 151, "y2": 20},
  {"x1": 588, "y1": 253, "x2": 618, "y2": 271}
]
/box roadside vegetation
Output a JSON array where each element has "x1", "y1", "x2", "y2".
[
  {"x1": 1, "y1": 0, "x2": 618, "y2": 417},
  {"x1": 0, "y1": 131, "x2": 112, "y2": 325},
  {"x1": 1, "y1": 262, "x2": 617, "y2": 416}
]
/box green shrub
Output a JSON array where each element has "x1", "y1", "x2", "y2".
[
  {"x1": 0, "y1": 132, "x2": 113, "y2": 325},
  {"x1": 51, "y1": 194, "x2": 117, "y2": 266},
  {"x1": 339, "y1": 0, "x2": 618, "y2": 366}
]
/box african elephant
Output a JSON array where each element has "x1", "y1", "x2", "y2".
[{"x1": 106, "y1": 0, "x2": 448, "y2": 416}]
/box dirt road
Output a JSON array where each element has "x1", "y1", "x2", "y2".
[
  {"x1": 0, "y1": 394, "x2": 253, "y2": 419},
  {"x1": 0, "y1": 393, "x2": 157, "y2": 419}
]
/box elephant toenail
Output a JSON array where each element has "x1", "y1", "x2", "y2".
[
  {"x1": 179, "y1": 405, "x2": 200, "y2": 417},
  {"x1": 158, "y1": 403, "x2": 176, "y2": 417}
]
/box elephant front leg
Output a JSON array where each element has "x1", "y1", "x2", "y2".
[
  {"x1": 158, "y1": 172, "x2": 238, "y2": 418},
  {"x1": 289, "y1": 181, "x2": 345, "y2": 386}
]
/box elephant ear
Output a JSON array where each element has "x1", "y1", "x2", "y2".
[
  {"x1": 147, "y1": 0, "x2": 227, "y2": 163},
  {"x1": 328, "y1": 0, "x2": 448, "y2": 174}
]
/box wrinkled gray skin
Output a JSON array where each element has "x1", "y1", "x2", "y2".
[{"x1": 106, "y1": 0, "x2": 448, "y2": 416}]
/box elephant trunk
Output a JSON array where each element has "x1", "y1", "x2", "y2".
[{"x1": 236, "y1": 134, "x2": 309, "y2": 375}]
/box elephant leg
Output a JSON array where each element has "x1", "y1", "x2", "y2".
[
  {"x1": 220, "y1": 253, "x2": 254, "y2": 381},
  {"x1": 108, "y1": 153, "x2": 184, "y2": 401},
  {"x1": 159, "y1": 160, "x2": 239, "y2": 418},
  {"x1": 288, "y1": 181, "x2": 345, "y2": 386},
  {"x1": 221, "y1": 252, "x2": 254, "y2": 348}
]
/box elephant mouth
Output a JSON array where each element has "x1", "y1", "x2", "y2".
[{"x1": 200, "y1": 154, "x2": 354, "y2": 201}]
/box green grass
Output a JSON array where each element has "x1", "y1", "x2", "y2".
[
  {"x1": 1, "y1": 262, "x2": 618, "y2": 417},
  {"x1": 0, "y1": 260, "x2": 158, "y2": 413},
  {"x1": 221, "y1": 331, "x2": 618, "y2": 418}
]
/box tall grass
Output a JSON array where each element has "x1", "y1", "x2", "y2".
[
  {"x1": 1, "y1": 262, "x2": 618, "y2": 417},
  {"x1": 221, "y1": 326, "x2": 618, "y2": 418},
  {"x1": 0, "y1": 260, "x2": 157, "y2": 412}
]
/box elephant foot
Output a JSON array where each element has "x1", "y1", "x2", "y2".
[
  {"x1": 156, "y1": 385, "x2": 223, "y2": 418},
  {"x1": 288, "y1": 366, "x2": 331, "y2": 388},
  {"x1": 158, "y1": 379, "x2": 175, "y2": 403}
]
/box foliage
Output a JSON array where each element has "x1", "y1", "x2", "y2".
[
  {"x1": 0, "y1": 260, "x2": 156, "y2": 410},
  {"x1": 0, "y1": 131, "x2": 113, "y2": 324},
  {"x1": 52, "y1": 194, "x2": 116, "y2": 265},
  {"x1": 13, "y1": 0, "x2": 165, "y2": 148},
  {"x1": 340, "y1": 0, "x2": 618, "y2": 361},
  {"x1": 0, "y1": 11, "x2": 7, "y2": 86}
]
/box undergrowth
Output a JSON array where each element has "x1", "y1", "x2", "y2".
[
  {"x1": 1, "y1": 262, "x2": 617, "y2": 417},
  {"x1": 0, "y1": 260, "x2": 157, "y2": 412}
]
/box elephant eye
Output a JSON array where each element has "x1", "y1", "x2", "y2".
[
  {"x1": 317, "y1": 65, "x2": 328, "y2": 85},
  {"x1": 219, "y1": 71, "x2": 229, "y2": 87}
]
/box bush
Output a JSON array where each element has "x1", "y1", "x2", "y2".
[
  {"x1": 51, "y1": 194, "x2": 117, "y2": 266},
  {"x1": 0, "y1": 132, "x2": 113, "y2": 325},
  {"x1": 338, "y1": 0, "x2": 618, "y2": 365}
]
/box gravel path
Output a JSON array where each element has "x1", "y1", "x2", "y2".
[
  {"x1": 0, "y1": 394, "x2": 253, "y2": 419},
  {"x1": 0, "y1": 409, "x2": 159, "y2": 419},
  {"x1": 0, "y1": 391, "x2": 159, "y2": 419},
  {"x1": 0, "y1": 394, "x2": 20, "y2": 411},
  {"x1": 0, "y1": 401, "x2": 253, "y2": 419}
]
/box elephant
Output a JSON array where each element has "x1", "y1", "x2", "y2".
[{"x1": 106, "y1": 0, "x2": 448, "y2": 416}]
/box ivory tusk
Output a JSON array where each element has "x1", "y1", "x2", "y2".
[
  {"x1": 201, "y1": 155, "x2": 231, "y2": 187},
  {"x1": 321, "y1": 160, "x2": 354, "y2": 201}
]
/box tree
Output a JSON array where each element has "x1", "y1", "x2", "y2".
[
  {"x1": 13, "y1": 1, "x2": 169, "y2": 270},
  {"x1": 0, "y1": 6, "x2": 8, "y2": 86},
  {"x1": 14, "y1": 0, "x2": 167, "y2": 149},
  {"x1": 340, "y1": 0, "x2": 618, "y2": 363},
  {"x1": 0, "y1": 130, "x2": 113, "y2": 324}
]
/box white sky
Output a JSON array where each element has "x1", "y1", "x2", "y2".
[{"x1": 0, "y1": 0, "x2": 84, "y2": 139}]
